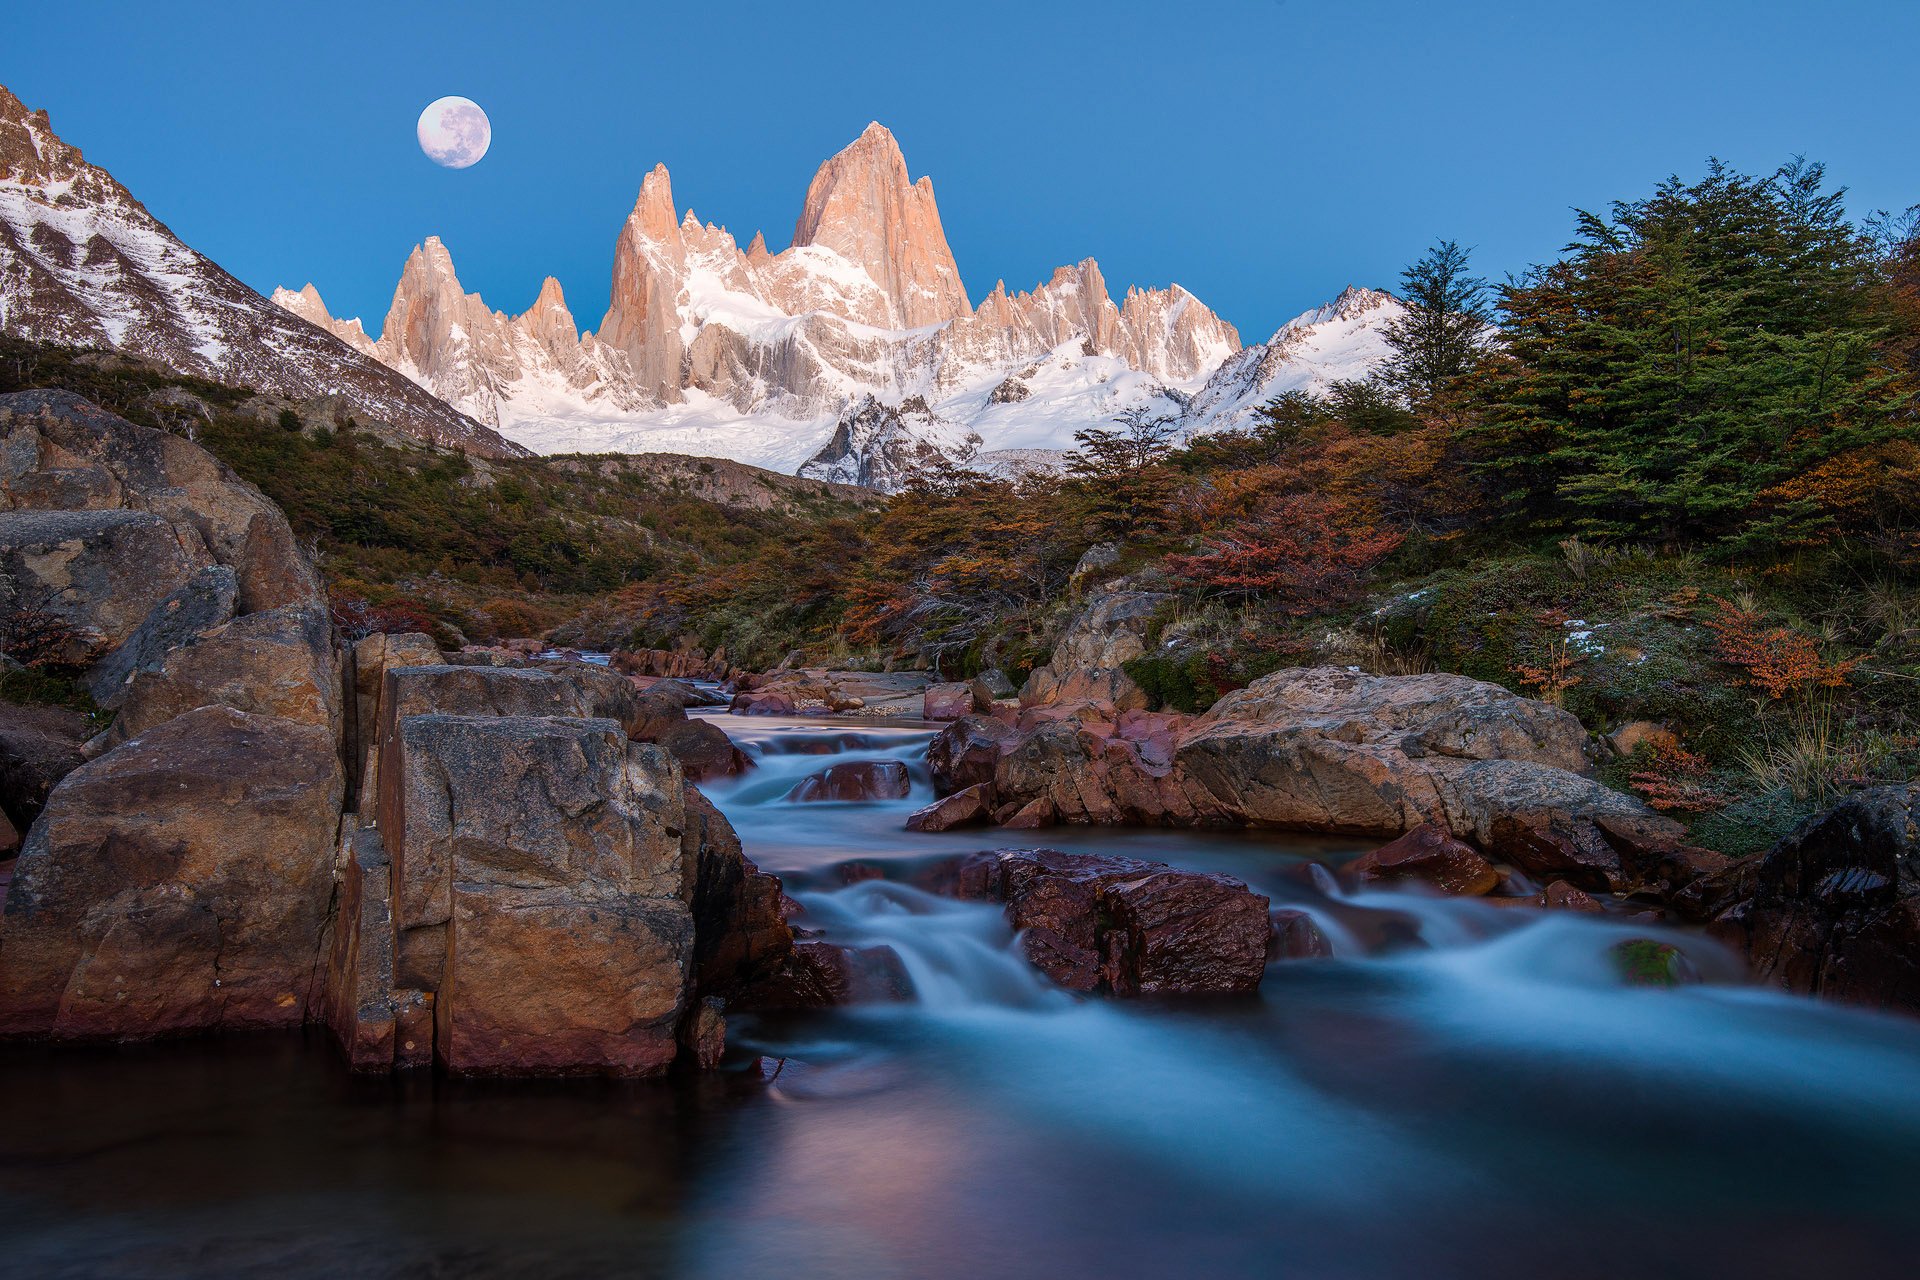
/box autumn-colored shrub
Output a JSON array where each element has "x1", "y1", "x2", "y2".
[
  {"x1": 1165, "y1": 493, "x2": 1404, "y2": 612},
  {"x1": 1702, "y1": 598, "x2": 1858, "y2": 699},
  {"x1": 1628, "y1": 740, "x2": 1731, "y2": 813}
]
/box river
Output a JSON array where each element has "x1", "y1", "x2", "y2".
[{"x1": 3, "y1": 708, "x2": 1918, "y2": 1278}]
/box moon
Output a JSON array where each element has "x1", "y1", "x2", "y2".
[{"x1": 417, "y1": 96, "x2": 491, "y2": 169}]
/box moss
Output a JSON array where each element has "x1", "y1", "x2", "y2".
[
  {"x1": 1123, "y1": 652, "x2": 1224, "y2": 714},
  {"x1": 1611, "y1": 939, "x2": 1684, "y2": 988}
]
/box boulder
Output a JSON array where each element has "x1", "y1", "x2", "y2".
[
  {"x1": 1714, "y1": 783, "x2": 1919, "y2": 1014},
  {"x1": 923, "y1": 682, "x2": 972, "y2": 721},
  {"x1": 0, "y1": 391, "x2": 323, "y2": 612},
  {"x1": 787, "y1": 760, "x2": 912, "y2": 803},
  {"x1": 1269, "y1": 909, "x2": 1334, "y2": 959},
  {"x1": 0, "y1": 510, "x2": 214, "y2": 664},
  {"x1": 0, "y1": 701, "x2": 89, "y2": 833},
  {"x1": 969, "y1": 668, "x2": 1016, "y2": 710},
  {"x1": 97, "y1": 605, "x2": 340, "y2": 748},
  {"x1": 1348, "y1": 823, "x2": 1501, "y2": 896},
  {"x1": 682, "y1": 784, "x2": 791, "y2": 998},
  {"x1": 348, "y1": 631, "x2": 442, "y2": 800},
  {"x1": 0, "y1": 705, "x2": 344, "y2": 1038},
  {"x1": 731, "y1": 690, "x2": 796, "y2": 716},
  {"x1": 905, "y1": 783, "x2": 994, "y2": 832},
  {"x1": 83, "y1": 565, "x2": 237, "y2": 704},
  {"x1": 935, "y1": 849, "x2": 1270, "y2": 996},
  {"x1": 373, "y1": 713, "x2": 693, "y2": 1076},
  {"x1": 927, "y1": 714, "x2": 1020, "y2": 794},
  {"x1": 737, "y1": 939, "x2": 913, "y2": 1009},
  {"x1": 1050, "y1": 590, "x2": 1172, "y2": 671},
  {"x1": 657, "y1": 718, "x2": 750, "y2": 782}
]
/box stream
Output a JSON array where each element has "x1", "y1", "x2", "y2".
[{"x1": 3, "y1": 707, "x2": 1918, "y2": 1278}]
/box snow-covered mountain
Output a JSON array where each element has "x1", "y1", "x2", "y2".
[
  {"x1": 280, "y1": 123, "x2": 1258, "y2": 486},
  {"x1": 0, "y1": 85, "x2": 520, "y2": 458},
  {"x1": 1178, "y1": 285, "x2": 1404, "y2": 434}
]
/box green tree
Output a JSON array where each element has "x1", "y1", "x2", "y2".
[
  {"x1": 1378, "y1": 240, "x2": 1493, "y2": 410},
  {"x1": 1474, "y1": 159, "x2": 1911, "y2": 551}
]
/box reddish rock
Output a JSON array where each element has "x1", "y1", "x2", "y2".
[
  {"x1": 738, "y1": 939, "x2": 914, "y2": 1009},
  {"x1": 927, "y1": 715, "x2": 1020, "y2": 794},
  {"x1": 1348, "y1": 823, "x2": 1501, "y2": 897},
  {"x1": 787, "y1": 760, "x2": 911, "y2": 803},
  {"x1": 905, "y1": 783, "x2": 994, "y2": 832},
  {"x1": 0, "y1": 706, "x2": 344, "y2": 1038},
  {"x1": 923, "y1": 682, "x2": 973, "y2": 721},
  {"x1": 683, "y1": 784, "x2": 792, "y2": 999},
  {"x1": 658, "y1": 718, "x2": 750, "y2": 782},
  {"x1": 1543, "y1": 880, "x2": 1605, "y2": 912},
  {"x1": 731, "y1": 690, "x2": 796, "y2": 716},
  {"x1": 937, "y1": 849, "x2": 1270, "y2": 996},
  {"x1": 1268, "y1": 908, "x2": 1334, "y2": 960},
  {"x1": 0, "y1": 700, "x2": 89, "y2": 834}
]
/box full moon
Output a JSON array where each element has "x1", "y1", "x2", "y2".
[{"x1": 417, "y1": 96, "x2": 491, "y2": 169}]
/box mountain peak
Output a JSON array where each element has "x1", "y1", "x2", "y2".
[{"x1": 792, "y1": 122, "x2": 968, "y2": 327}]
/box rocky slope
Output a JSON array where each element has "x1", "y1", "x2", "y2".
[
  {"x1": 279, "y1": 122, "x2": 1272, "y2": 486},
  {"x1": 0, "y1": 85, "x2": 521, "y2": 459}
]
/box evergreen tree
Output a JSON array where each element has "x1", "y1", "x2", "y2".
[
  {"x1": 1064, "y1": 407, "x2": 1181, "y2": 540},
  {"x1": 1473, "y1": 159, "x2": 1912, "y2": 551},
  {"x1": 1378, "y1": 240, "x2": 1493, "y2": 409}
]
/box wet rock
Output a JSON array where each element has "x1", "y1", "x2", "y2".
[
  {"x1": 1348, "y1": 823, "x2": 1500, "y2": 896},
  {"x1": 1543, "y1": 880, "x2": 1605, "y2": 912},
  {"x1": 0, "y1": 705, "x2": 344, "y2": 1038},
  {"x1": 737, "y1": 939, "x2": 913, "y2": 1009},
  {"x1": 731, "y1": 690, "x2": 796, "y2": 716},
  {"x1": 1714, "y1": 783, "x2": 1920, "y2": 1013},
  {"x1": 683, "y1": 783, "x2": 791, "y2": 999},
  {"x1": 906, "y1": 783, "x2": 994, "y2": 832},
  {"x1": 1268, "y1": 908, "x2": 1333, "y2": 960},
  {"x1": 927, "y1": 714, "x2": 1020, "y2": 794},
  {"x1": 936, "y1": 848, "x2": 1270, "y2": 996},
  {"x1": 1610, "y1": 938, "x2": 1700, "y2": 987},
  {"x1": 658, "y1": 718, "x2": 751, "y2": 782},
  {"x1": 787, "y1": 760, "x2": 911, "y2": 803},
  {"x1": 923, "y1": 681, "x2": 972, "y2": 721},
  {"x1": 680, "y1": 996, "x2": 727, "y2": 1070}
]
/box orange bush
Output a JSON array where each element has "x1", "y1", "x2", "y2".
[{"x1": 1702, "y1": 599, "x2": 1858, "y2": 699}]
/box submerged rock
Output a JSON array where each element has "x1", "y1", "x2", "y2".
[{"x1": 1348, "y1": 823, "x2": 1500, "y2": 897}]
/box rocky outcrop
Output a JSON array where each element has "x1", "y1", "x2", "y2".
[
  {"x1": 1049, "y1": 590, "x2": 1172, "y2": 671},
  {"x1": 0, "y1": 706, "x2": 344, "y2": 1037},
  {"x1": 922, "y1": 668, "x2": 1702, "y2": 900},
  {"x1": 0, "y1": 87, "x2": 519, "y2": 457},
  {"x1": 1713, "y1": 784, "x2": 1920, "y2": 1013},
  {"x1": 932, "y1": 849, "x2": 1270, "y2": 996},
  {"x1": 0, "y1": 394, "x2": 788, "y2": 1076}
]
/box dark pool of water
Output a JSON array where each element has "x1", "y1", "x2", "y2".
[{"x1": 4, "y1": 712, "x2": 1919, "y2": 1278}]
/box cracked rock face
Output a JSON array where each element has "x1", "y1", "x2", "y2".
[{"x1": 0, "y1": 705, "x2": 344, "y2": 1038}]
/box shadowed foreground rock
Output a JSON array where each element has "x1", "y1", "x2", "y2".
[
  {"x1": 1714, "y1": 783, "x2": 1920, "y2": 1014},
  {"x1": 0, "y1": 706, "x2": 343, "y2": 1037},
  {"x1": 931, "y1": 849, "x2": 1270, "y2": 996}
]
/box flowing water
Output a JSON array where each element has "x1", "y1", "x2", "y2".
[{"x1": 3, "y1": 707, "x2": 1918, "y2": 1278}]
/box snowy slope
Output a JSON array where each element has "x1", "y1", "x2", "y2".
[
  {"x1": 1178, "y1": 286, "x2": 1403, "y2": 435},
  {"x1": 0, "y1": 85, "x2": 519, "y2": 457}
]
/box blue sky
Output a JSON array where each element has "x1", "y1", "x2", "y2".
[{"x1": 8, "y1": 1, "x2": 1919, "y2": 342}]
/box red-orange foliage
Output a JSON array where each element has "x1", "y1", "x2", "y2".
[
  {"x1": 1702, "y1": 599, "x2": 1858, "y2": 699},
  {"x1": 1166, "y1": 493, "x2": 1404, "y2": 612},
  {"x1": 1629, "y1": 740, "x2": 1731, "y2": 813}
]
